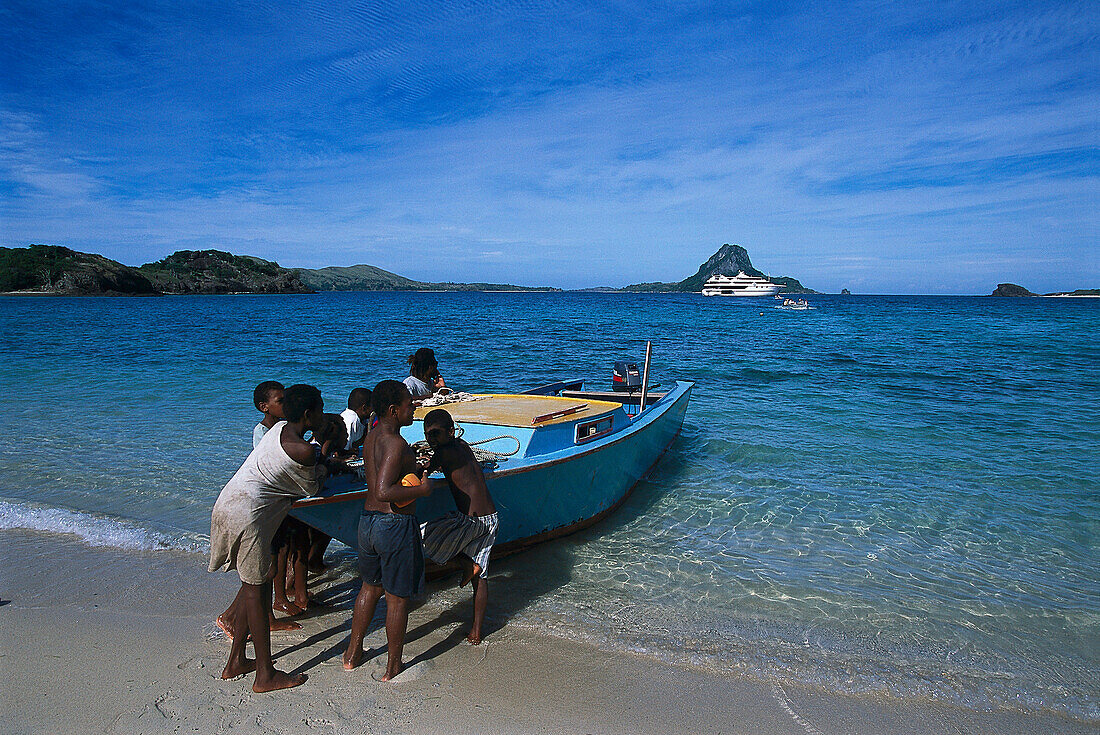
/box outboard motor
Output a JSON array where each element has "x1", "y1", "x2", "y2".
[{"x1": 612, "y1": 361, "x2": 641, "y2": 392}]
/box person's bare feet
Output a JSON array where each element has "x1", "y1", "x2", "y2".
[
  {"x1": 216, "y1": 614, "x2": 253, "y2": 642},
  {"x1": 269, "y1": 618, "x2": 301, "y2": 633},
  {"x1": 466, "y1": 630, "x2": 482, "y2": 645},
  {"x1": 460, "y1": 563, "x2": 482, "y2": 587},
  {"x1": 273, "y1": 597, "x2": 303, "y2": 616},
  {"x1": 342, "y1": 646, "x2": 364, "y2": 670},
  {"x1": 215, "y1": 614, "x2": 235, "y2": 640},
  {"x1": 221, "y1": 657, "x2": 257, "y2": 679},
  {"x1": 378, "y1": 661, "x2": 404, "y2": 682},
  {"x1": 252, "y1": 669, "x2": 306, "y2": 693}
]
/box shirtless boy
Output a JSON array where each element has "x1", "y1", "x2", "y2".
[
  {"x1": 343, "y1": 380, "x2": 434, "y2": 680},
  {"x1": 420, "y1": 408, "x2": 499, "y2": 644},
  {"x1": 209, "y1": 384, "x2": 327, "y2": 692}
]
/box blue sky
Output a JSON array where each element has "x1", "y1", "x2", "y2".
[{"x1": 1, "y1": 1, "x2": 1097, "y2": 292}]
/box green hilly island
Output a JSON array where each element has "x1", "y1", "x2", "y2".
[
  {"x1": 0, "y1": 245, "x2": 312, "y2": 295},
  {"x1": 0, "y1": 242, "x2": 850, "y2": 296},
  {"x1": 294, "y1": 263, "x2": 560, "y2": 292},
  {"x1": 140, "y1": 250, "x2": 314, "y2": 294},
  {"x1": 0, "y1": 245, "x2": 159, "y2": 295},
  {"x1": 0, "y1": 245, "x2": 561, "y2": 295},
  {"x1": 4, "y1": 243, "x2": 1095, "y2": 296}
]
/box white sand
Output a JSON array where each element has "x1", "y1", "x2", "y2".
[{"x1": 0, "y1": 529, "x2": 1092, "y2": 735}]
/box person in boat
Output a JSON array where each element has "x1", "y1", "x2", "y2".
[
  {"x1": 252, "y1": 381, "x2": 285, "y2": 447},
  {"x1": 208, "y1": 383, "x2": 328, "y2": 693},
  {"x1": 340, "y1": 387, "x2": 372, "y2": 453},
  {"x1": 343, "y1": 380, "x2": 435, "y2": 679},
  {"x1": 419, "y1": 408, "x2": 499, "y2": 645},
  {"x1": 403, "y1": 347, "x2": 448, "y2": 403}
]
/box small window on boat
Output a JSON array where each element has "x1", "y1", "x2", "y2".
[{"x1": 575, "y1": 416, "x2": 613, "y2": 444}]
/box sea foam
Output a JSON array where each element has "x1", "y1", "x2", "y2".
[{"x1": 0, "y1": 498, "x2": 208, "y2": 553}]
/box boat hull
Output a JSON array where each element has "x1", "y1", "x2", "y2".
[{"x1": 290, "y1": 381, "x2": 693, "y2": 556}]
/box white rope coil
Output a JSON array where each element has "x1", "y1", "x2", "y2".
[{"x1": 413, "y1": 427, "x2": 521, "y2": 470}]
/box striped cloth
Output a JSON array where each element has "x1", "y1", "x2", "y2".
[{"x1": 420, "y1": 511, "x2": 491, "y2": 568}]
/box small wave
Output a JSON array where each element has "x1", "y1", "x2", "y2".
[{"x1": 0, "y1": 499, "x2": 208, "y2": 553}]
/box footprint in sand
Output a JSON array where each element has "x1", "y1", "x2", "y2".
[
  {"x1": 303, "y1": 716, "x2": 337, "y2": 730},
  {"x1": 369, "y1": 659, "x2": 433, "y2": 683},
  {"x1": 176, "y1": 655, "x2": 208, "y2": 670},
  {"x1": 152, "y1": 692, "x2": 182, "y2": 719}
]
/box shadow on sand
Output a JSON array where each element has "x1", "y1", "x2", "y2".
[{"x1": 275, "y1": 543, "x2": 576, "y2": 677}]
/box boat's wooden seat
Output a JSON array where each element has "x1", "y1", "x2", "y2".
[{"x1": 413, "y1": 394, "x2": 620, "y2": 427}]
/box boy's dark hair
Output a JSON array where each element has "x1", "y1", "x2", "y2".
[
  {"x1": 423, "y1": 408, "x2": 454, "y2": 429},
  {"x1": 407, "y1": 347, "x2": 437, "y2": 378},
  {"x1": 253, "y1": 380, "x2": 284, "y2": 410},
  {"x1": 372, "y1": 379, "x2": 409, "y2": 416},
  {"x1": 348, "y1": 387, "x2": 372, "y2": 410},
  {"x1": 314, "y1": 413, "x2": 346, "y2": 444},
  {"x1": 282, "y1": 384, "x2": 323, "y2": 422}
]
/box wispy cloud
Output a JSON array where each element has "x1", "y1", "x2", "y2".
[{"x1": 1, "y1": 1, "x2": 1096, "y2": 292}]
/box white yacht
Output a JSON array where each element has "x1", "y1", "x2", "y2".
[{"x1": 701, "y1": 271, "x2": 781, "y2": 297}]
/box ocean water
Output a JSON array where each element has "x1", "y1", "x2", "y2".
[{"x1": 0, "y1": 292, "x2": 1097, "y2": 720}]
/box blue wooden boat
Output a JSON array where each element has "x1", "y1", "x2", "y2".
[{"x1": 290, "y1": 379, "x2": 693, "y2": 557}]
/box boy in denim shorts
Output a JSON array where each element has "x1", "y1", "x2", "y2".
[{"x1": 342, "y1": 380, "x2": 434, "y2": 680}]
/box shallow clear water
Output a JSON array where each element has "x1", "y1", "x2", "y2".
[{"x1": 0, "y1": 292, "x2": 1096, "y2": 720}]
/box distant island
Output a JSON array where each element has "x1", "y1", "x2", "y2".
[
  {"x1": 0, "y1": 242, "x2": 817, "y2": 296},
  {"x1": 293, "y1": 263, "x2": 561, "y2": 293},
  {"x1": 7, "y1": 244, "x2": 1094, "y2": 297},
  {"x1": 619, "y1": 243, "x2": 818, "y2": 294},
  {"x1": 0, "y1": 245, "x2": 561, "y2": 296},
  {"x1": 991, "y1": 283, "x2": 1100, "y2": 297}
]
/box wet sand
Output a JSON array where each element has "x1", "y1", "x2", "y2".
[{"x1": 0, "y1": 529, "x2": 1092, "y2": 735}]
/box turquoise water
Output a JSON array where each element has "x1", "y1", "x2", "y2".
[{"x1": 1, "y1": 292, "x2": 1097, "y2": 720}]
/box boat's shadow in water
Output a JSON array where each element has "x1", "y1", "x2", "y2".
[{"x1": 275, "y1": 545, "x2": 575, "y2": 677}]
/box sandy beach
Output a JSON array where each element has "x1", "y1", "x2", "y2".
[{"x1": 1, "y1": 528, "x2": 1092, "y2": 735}]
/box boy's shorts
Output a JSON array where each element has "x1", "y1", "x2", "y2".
[
  {"x1": 466, "y1": 512, "x2": 498, "y2": 579},
  {"x1": 357, "y1": 511, "x2": 424, "y2": 598}
]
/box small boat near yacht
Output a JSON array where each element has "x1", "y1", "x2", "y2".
[
  {"x1": 291, "y1": 373, "x2": 693, "y2": 558},
  {"x1": 701, "y1": 271, "x2": 781, "y2": 297}
]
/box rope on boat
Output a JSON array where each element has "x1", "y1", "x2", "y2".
[{"x1": 412, "y1": 427, "x2": 522, "y2": 471}]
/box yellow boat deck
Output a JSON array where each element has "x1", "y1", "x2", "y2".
[{"x1": 413, "y1": 394, "x2": 621, "y2": 427}]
